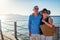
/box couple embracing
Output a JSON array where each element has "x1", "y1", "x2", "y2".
[{"x1": 28, "y1": 6, "x2": 54, "y2": 40}]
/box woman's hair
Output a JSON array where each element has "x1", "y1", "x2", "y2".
[
  {"x1": 47, "y1": 10, "x2": 51, "y2": 15},
  {"x1": 42, "y1": 8, "x2": 51, "y2": 15}
]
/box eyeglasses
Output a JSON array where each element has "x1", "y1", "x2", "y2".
[{"x1": 34, "y1": 8, "x2": 39, "y2": 10}]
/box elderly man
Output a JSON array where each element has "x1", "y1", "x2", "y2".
[{"x1": 28, "y1": 6, "x2": 42, "y2": 40}]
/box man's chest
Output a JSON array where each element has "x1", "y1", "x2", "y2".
[{"x1": 31, "y1": 16, "x2": 41, "y2": 24}]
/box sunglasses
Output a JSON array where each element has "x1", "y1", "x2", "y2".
[
  {"x1": 43, "y1": 12, "x2": 47, "y2": 13},
  {"x1": 34, "y1": 8, "x2": 39, "y2": 10},
  {"x1": 42, "y1": 11, "x2": 48, "y2": 13}
]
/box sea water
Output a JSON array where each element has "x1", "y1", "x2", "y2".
[{"x1": 1, "y1": 16, "x2": 60, "y2": 40}]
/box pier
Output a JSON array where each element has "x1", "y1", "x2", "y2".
[{"x1": 0, "y1": 20, "x2": 60, "y2": 40}]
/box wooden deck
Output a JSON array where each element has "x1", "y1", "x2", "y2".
[{"x1": 0, "y1": 32, "x2": 21, "y2": 40}]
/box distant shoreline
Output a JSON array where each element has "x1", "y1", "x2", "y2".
[{"x1": 51, "y1": 16, "x2": 60, "y2": 17}]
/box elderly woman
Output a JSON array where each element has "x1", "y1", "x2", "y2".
[{"x1": 40, "y1": 8, "x2": 53, "y2": 40}]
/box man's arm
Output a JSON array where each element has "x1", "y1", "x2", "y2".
[
  {"x1": 39, "y1": 11, "x2": 42, "y2": 15},
  {"x1": 28, "y1": 15, "x2": 31, "y2": 37}
]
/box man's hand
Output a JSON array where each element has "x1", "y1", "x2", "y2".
[{"x1": 29, "y1": 32, "x2": 31, "y2": 37}]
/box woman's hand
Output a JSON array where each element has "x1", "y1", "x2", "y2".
[
  {"x1": 42, "y1": 19, "x2": 45, "y2": 23},
  {"x1": 42, "y1": 19, "x2": 53, "y2": 28}
]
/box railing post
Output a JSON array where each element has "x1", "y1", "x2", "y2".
[
  {"x1": 0, "y1": 20, "x2": 4, "y2": 40},
  {"x1": 14, "y1": 22, "x2": 18, "y2": 40},
  {"x1": 56, "y1": 27, "x2": 59, "y2": 40}
]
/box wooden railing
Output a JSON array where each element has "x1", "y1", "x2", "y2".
[
  {"x1": 0, "y1": 20, "x2": 21, "y2": 40},
  {"x1": 0, "y1": 20, "x2": 4, "y2": 40},
  {"x1": 0, "y1": 20, "x2": 60, "y2": 40}
]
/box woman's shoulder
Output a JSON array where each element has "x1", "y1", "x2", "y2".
[
  {"x1": 48, "y1": 16, "x2": 53, "y2": 21},
  {"x1": 48, "y1": 16, "x2": 53, "y2": 19}
]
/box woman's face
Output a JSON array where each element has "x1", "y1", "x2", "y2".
[{"x1": 42, "y1": 11, "x2": 48, "y2": 16}]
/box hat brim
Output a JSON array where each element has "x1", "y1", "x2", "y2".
[{"x1": 40, "y1": 10, "x2": 51, "y2": 15}]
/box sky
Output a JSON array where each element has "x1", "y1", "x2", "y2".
[{"x1": 0, "y1": 0, "x2": 60, "y2": 16}]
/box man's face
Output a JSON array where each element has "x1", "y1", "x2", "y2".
[{"x1": 33, "y1": 8, "x2": 39, "y2": 13}]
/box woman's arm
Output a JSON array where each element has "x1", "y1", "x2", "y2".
[
  {"x1": 42, "y1": 17, "x2": 53, "y2": 28},
  {"x1": 49, "y1": 17, "x2": 53, "y2": 25}
]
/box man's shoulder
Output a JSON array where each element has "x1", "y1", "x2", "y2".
[
  {"x1": 38, "y1": 12, "x2": 41, "y2": 15},
  {"x1": 29, "y1": 14, "x2": 33, "y2": 18},
  {"x1": 37, "y1": 12, "x2": 42, "y2": 17}
]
